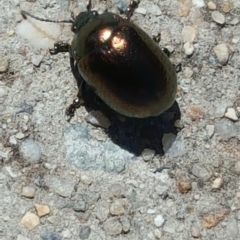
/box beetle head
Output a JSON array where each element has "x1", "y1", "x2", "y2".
[{"x1": 72, "y1": 10, "x2": 98, "y2": 33}]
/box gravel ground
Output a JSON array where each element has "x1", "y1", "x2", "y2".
[{"x1": 1, "y1": 0, "x2": 240, "y2": 239}]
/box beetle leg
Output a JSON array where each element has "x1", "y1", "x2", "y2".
[
  {"x1": 65, "y1": 97, "x2": 82, "y2": 122},
  {"x1": 49, "y1": 42, "x2": 70, "y2": 55},
  {"x1": 174, "y1": 63, "x2": 182, "y2": 73},
  {"x1": 125, "y1": 0, "x2": 140, "y2": 20},
  {"x1": 153, "y1": 33, "x2": 161, "y2": 43}
]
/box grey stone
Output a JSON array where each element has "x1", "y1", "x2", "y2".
[
  {"x1": 120, "y1": 216, "x2": 131, "y2": 233},
  {"x1": 73, "y1": 201, "x2": 87, "y2": 212},
  {"x1": 103, "y1": 218, "x2": 122, "y2": 236},
  {"x1": 85, "y1": 110, "x2": 110, "y2": 128},
  {"x1": 20, "y1": 139, "x2": 42, "y2": 162},
  {"x1": 64, "y1": 125, "x2": 133, "y2": 172},
  {"x1": 191, "y1": 163, "x2": 212, "y2": 181},
  {"x1": 226, "y1": 217, "x2": 238, "y2": 238},
  {"x1": 162, "y1": 133, "x2": 177, "y2": 153},
  {"x1": 79, "y1": 226, "x2": 91, "y2": 239},
  {"x1": 41, "y1": 231, "x2": 61, "y2": 240},
  {"x1": 163, "y1": 221, "x2": 176, "y2": 234},
  {"x1": 31, "y1": 55, "x2": 43, "y2": 67},
  {"x1": 211, "y1": 11, "x2": 225, "y2": 24},
  {"x1": 215, "y1": 120, "x2": 239, "y2": 140},
  {"x1": 44, "y1": 175, "x2": 75, "y2": 197},
  {"x1": 21, "y1": 186, "x2": 35, "y2": 198},
  {"x1": 165, "y1": 136, "x2": 186, "y2": 158},
  {"x1": 110, "y1": 199, "x2": 125, "y2": 216},
  {"x1": 141, "y1": 148, "x2": 155, "y2": 162},
  {"x1": 95, "y1": 200, "x2": 109, "y2": 222}
]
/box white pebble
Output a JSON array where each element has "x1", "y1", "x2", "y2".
[
  {"x1": 15, "y1": 132, "x2": 25, "y2": 139},
  {"x1": 212, "y1": 177, "x2": 223, "y2": 189},
  {"x1": 225, "y1": 108, "x2": 238, "y2": 121},
  {"x1": 135, "y1": 7, "x2": 147, "y2": 15},
  {"x1": 184, "y1": 42, "x2": 194, "y2": 55},
  {"x1": 154, "y1": 214, "x2": 165, "y2": 227},
  {"x1": 214, "y1": 43, "x2": 229, "y2": 65},
  {"x1": 192, "y1": 0, "x2": 205, "y2": 7}
]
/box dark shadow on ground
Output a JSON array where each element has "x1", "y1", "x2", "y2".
[{"x1": 81, "y1": 84, "x2": 181, "y2": 156}]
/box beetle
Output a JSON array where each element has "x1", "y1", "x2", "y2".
[{"x1": 21, "y1": 0, "x2": 179, "y2": 121}]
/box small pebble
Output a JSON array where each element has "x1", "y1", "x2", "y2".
[
  {"x1": 62, "y1": 229, "x2": 72, "y2": 239},
  {"x1": 206, "y1": 125, "x2": 215, "y2": 138},
  {"x1": 182, "y1": 26, "x2": 197, "y2": 43},
  {"x1": 221, "y1": 1, "x2": 231, "y2": 13},
  {"x1": 31, "y1": 55, "x2": 43, "y2": 67},
  {"x1": 47, "y1": 215, "x2": 59, "y2": 225},
  {"x1": 215, "y1": 120, "x2": 239, "y2": 140},
  {"x1": 183, "y1": 67, "x2": 193, "y2": 78},
  {"x1": 154, "y1": 229, "x2": 162, "y2": 239},
  {"x1": 79, "y1": 226, "x2": 91, "y2": 239},
  {"x1": 15, "y1": 132, "x2": 25, "y2": 139},
  {"x1": 135, "y1": 7, "x2": 147, "y2": 15},
  {"x1": 81, "y1": 174, "x2": 93, "y2": 185},
  {"x1": 20, "y1": 212, "x2": 40, "y2": 230},
  {"x1": 16, "y1": 235, "x2": 30, "y2": 240},
  {"x1": 191, "y1": 226, "x2": 201, "y2": 238},
  {"x1": 192, "y1": 0, "x2": 205, "y2": 7},
  {"x1": 20, "y1": 139, "x2": 42, "y2": 162},
  {"x1": 21, "y1": 186, "x2": 35, "y2": 198},
  {"x1": 95, "y1": 200, "x2": 110, "y2": 222},
  {"x1": 34, "y1": 204, "x2": 50, "y2": 217},
  {"x1": 184, "y1": 42, "x2": 194, "y2": 55},
  {"x1": 85, "y1": 110, "x2": 110, "y2": 128},
  {"x1": 141, "y1": 148, "x2": 155, "y2": 162},
  {"x1": 178, "y1": 6, "x2": 190, "y2": 17},
  {"x1": 0, "y1": 84, "x2": 9, "y2": 104},
  {"x1": 186, "y1": 104, "x2": 205, "y2": 120},
  {"x1": 0, "y1": 57, "x2": 9, "y2": 73},
  {"x1": 211, "y1": 11, "x2": 225, "y2": 25},
  {"x1": 154, "y1": 214, "x2": 165, "y2": 227},
  {"x1": 110, "y1": 199, "x2": 125, "y2": 216},
  {"x1": 103, "y1": 218, "x2": 122, "y2": 236},
  {"x1": 162, "y1": 133, "x2": 176, "y2": 153},
  {"x1": 120, "y1": 216, "x2": 131, "y2": 233},
  {"x1": 73, "y1": 201, "x2": 87, "y2": 212},
  {"x1": 234, "y1": 161, "x2": 240, "y2": 174},
  {"x1": 214, "y1": 43, "x2": 229, "y2": 65},
  {"x1": 225, "y1": 108, "x2": 238, "y2": 121},
  {"x1": 178, "y1": 180, "x2": 192, "y2": 193},
  {"x1": 207, "y1": 1, "x2": 216, "y2": 10},
  {"x1": 44, "y1": 175, "x2": 75, "y2": 197},
  {"x1": 191, "y1": 163, "x2": 212, "y2": 181},
  {"x1": 41, "y1": 231, "x2": 61, "y2": 240},
  {"x1": 9, "y1": 135, "x2": 17, "y2": 145},
  {"x1": 212, "y1": 177, "x2": 223, "y2": 189}
]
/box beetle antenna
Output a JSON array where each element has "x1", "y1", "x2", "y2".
[
  {"x1": 21, "y1": 10, "x2": 73, "y2": 24},
  {"x1": 87, "y1": 0, "x2": 92, "y2": 12}
]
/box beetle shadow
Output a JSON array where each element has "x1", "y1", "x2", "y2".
[{"x1": 82, "y1": 85, "x2": 181, "y2": 156}]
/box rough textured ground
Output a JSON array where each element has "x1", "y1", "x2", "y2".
[{"x1": 1, "y1": 0, "x2": 240, "y2": 239}]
